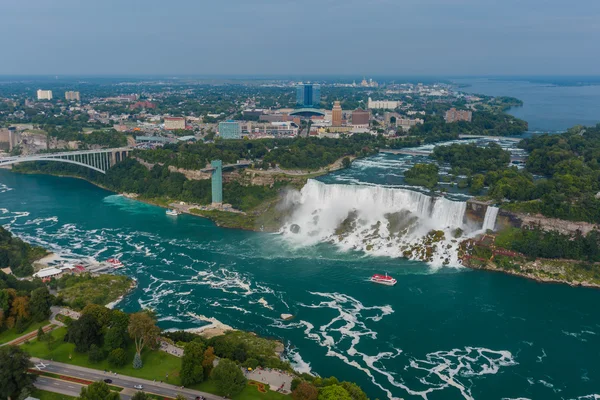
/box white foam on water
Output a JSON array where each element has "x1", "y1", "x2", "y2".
[
  {"x1": 281, "y1": 180, "x2": 482, "y2": 267},
  {"x1": 536, "y1": 348, "x2": 547, "y2": 363},
  {"x1": 287, "y1": 347, "x2": 313, "y2": 375},
  {"x1": 289, "y1": 291, "x2": 517, "y2": 400}
]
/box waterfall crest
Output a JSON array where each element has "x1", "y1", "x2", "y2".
[{"x1": 282, "y1": 180, "x2": 478, "y2": 267}]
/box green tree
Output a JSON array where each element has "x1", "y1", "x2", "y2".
[
  {"x1": 404, "y1": 163, "x2": 439, "y2": 189},
  {"x1": 318, "y1": 384, "x2": 352, "y2": 400},
  {"x1": 131, "y1": 391, "x2": 150, "y2": 400},
  {"x1": 36, "y1": 326, "x2": 45, "y2": 341},
  {"x1": 211, "y1": 359, "x2": 247, "y2": 397},
  {"x1": 181, "y1": 341, "x2": 205, "y2": 386},
  {"x1": 202, "y1": 346, "x2": 216, "y2": 379},
  {"x1": 0, "y1": 346, "x2": 36, "y2": 400},
  {"x1": 81, "y1": 304, "x2": 111, "y2": 328},
  {"x1": 340, "y1": 381, "x2": 368, "y2": 400},
  {"x1": 342, "y1": 157, "x2": 352, "y2": 168},
  {"x1": 78, "y1": 381, "x2": 119, "y2": 400},
  {"x1": 133, "y1": 353, "x2": 143, "y2": 369},
  {"x1": 108, "y1": 348, "x2": 128, "y2": 367},
  {"x1": 67, "y1": 313, "x2": 102, "y2": 352},
  {"x1": 128, "y1": 311, "x2": 161, "y2": 365},
  {"x1": 88, "y1": 344, "x2": 105, "y2": 364},
  {"x1": 29, "y1": 286, "x2": 52, "y2": 322},
  {"x1": 292, "y1": 381, "x2": 319, "y2": 400}
]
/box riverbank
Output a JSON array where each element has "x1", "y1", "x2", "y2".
[{"x1": 461, "y1": 236, "x2": 600, "y2": 288}]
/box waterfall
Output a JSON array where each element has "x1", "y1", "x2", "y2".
[
  {"x1": 282, "y1": 180, "x2": 474, "y2": 267},
  {"x1": 482, "y1": 206, "x2": 499, "y2": 232}
]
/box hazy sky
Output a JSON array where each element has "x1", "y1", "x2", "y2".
[{"x1": 1, "y1": 0, "x2": 599, "y2": 76}]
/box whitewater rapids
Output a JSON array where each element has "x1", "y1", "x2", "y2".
[{"x1": 282, "y1": 180, "x2": 496, "y2": 267}]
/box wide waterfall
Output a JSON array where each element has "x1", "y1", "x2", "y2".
[
  {"x1": 282, "y1": 180, "x2": 479, "y2": 267},
  {"x1": 482, "y1": 206, "x2": 499, "y2": 232}
]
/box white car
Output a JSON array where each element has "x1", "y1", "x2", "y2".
[{"x1": 134, "y1": 385, "x2": 143, "y2": 390}]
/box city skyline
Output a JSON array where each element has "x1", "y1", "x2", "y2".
[{"x1": 1, "y1": 0, "x2": 599, "y2": 76}]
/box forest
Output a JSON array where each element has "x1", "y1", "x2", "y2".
[
  {"x1": 431, "y1": 143, "x2": 511, "y2": 174},
  {"x1": 495, "y1": 227, "x2": 600, "y2": 262},
  {"x1": 425, "y1": 124, "x2": 600, "y2": 222},
  {"x1": 409, "y1": 111, "x2": 528, "y2": 137},
  {"x1": 404, "y1": 163, "x2": 439, "y2": 189},
  {"x1": 0, "y1": 227, "x2": 47, "y2": 277},
  {"x1": 136, "y1": 134, "x2": 383, "y2": 171}
]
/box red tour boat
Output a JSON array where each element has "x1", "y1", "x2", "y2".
[
  {"x1": 370, "y1": 273, "x2": 397, "y2": 286},
  {"x1": 106, "y1": 258, "x2": 124, "y2": 269}
]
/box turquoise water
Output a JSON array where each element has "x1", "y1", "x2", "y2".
[{"x1": 1, "y1": 169, "x2": 600, "y2": 399}]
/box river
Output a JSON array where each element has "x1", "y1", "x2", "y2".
[
  {"x1": 1, "y1": 163, "x2": 600, "y2": 400},
  {"x1": 454, "y1": 78, "x2": 600, "y2": 133}
]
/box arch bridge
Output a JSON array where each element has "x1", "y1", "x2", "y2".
[{"x1": 0, "y1": 148, "x2": 131, "y2": 174}]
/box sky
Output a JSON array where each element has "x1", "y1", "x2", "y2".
[{"x1": 1, "y1": 0, "x2": 599, "y2": 76}]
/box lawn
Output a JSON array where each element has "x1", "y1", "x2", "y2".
[
  {"x1": 22, "y1": 327, "x2": 182, "y2": 385},
  {"x1": 0, "y1": 319, "x2": 50, "y2": 344},
  {"x1": 30, "y1": 389, "x2": 76, "y2": 400},
  {"x1": 191, "y1": 379, "x2": 289, "y2": 400},
  {"x1": 58, "y1": 274, "x2": 132, "y2": 309}
]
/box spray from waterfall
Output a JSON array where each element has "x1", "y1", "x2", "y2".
[{"x1": 281, "y1": 180, "x2": 482, "y2": 267}]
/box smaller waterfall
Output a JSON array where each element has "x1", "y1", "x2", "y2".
[{"x1": 482, "y1": 206, "x2": 499, "y2": 232}]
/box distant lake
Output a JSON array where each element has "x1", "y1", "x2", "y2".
[{"x1": 454, "y1": 78, "x2": 600, "y2": 132}]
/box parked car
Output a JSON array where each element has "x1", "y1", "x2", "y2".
[{"x1": 103, "y1": 379, "x2": 112, "y2": 384}]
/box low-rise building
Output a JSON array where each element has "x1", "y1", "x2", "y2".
[
  {"x1": 445, "y1": 108, "x2": 473, "y2": 123},
  {"x1": 368, "y1": 97, "x2": 400, "y2": 110},
  {"x1": 164, "y1": 117, "x2": 186, "y2": 130},
  {"x1": 351, "y1": 108, "x2": 370, "y2": 127},
  {"x1": 33, "y1": 266, "x2": 63, "y2": 279}
]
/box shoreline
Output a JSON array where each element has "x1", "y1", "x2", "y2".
[
  {"x1": 6, "y1": 169, "x2": 598, "y2": 291},
  {"x1": 465, "y1": 262, "x2": 600, "y2": 289}
]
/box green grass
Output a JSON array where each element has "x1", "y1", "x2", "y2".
[
  {"x1": 191, "y1": 379, "x2": 289, "y2": 399},
  {"x1": 0, "y1": 319, "x2": 50, "y2": 344},
  {"x1": 59, "y1": 274, "x2": 132, "y2": 309},
  {"x1": 190, "y1": 209, "x2": 257, "y2": 230},
  {"x1": 22, "y1": 327, "x2": 183, "y2": 385},
  {"x1": 30, "y1": 389, "x2": 76, "y2": 400}
]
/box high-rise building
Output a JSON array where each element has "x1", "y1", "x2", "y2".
[
  {"x1": 351, "y1": 108, "x2": 370, "y2": 127},
  {"x1": 65, "y1": 91, "x2": 80, "y2": 101},
  {"x1": 332, "y1": 101, "x2": 342, "y2": 127},
  {"x1": 37, "y1": 89, "x2": 53, "y2": 100},
  {"x1": 296, "y1": 83, "x2": 321, "y2": 108},
  {"x1": 164, "y1": 117, "x2": 186, "y2": 130},
  {"x1": 218, "y1": 121, "x2": 242, "y2": 139}
]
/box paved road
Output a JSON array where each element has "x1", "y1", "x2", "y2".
[
  {"x1": 31, "y1": 358, "x2": 220, "y2": 400},
  {"x1": 35, "y1": 375, "x2": 87, "y2": 398}
]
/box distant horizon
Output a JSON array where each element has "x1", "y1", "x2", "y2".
[{"x1": 2, "y1": 0, "x2": 598, "y2": 76}]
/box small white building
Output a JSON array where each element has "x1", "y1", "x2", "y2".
[{"x1": 33, "y1": 266, "x2": 63, "y2": 279}]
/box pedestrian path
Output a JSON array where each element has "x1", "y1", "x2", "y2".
[{"x1": 243, "y1": 367, "x2": 293, "y2": 394}]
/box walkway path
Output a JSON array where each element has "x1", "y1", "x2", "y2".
[
  {"x1": 243, "y1": 367, "x2": 293, "y2": 394},
  {"x1": 2, "y1": 307, "x2": 80, "y2": 347},
  {"x1": 159, "y1": 340, "x2": 184, "y2": 357}
]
